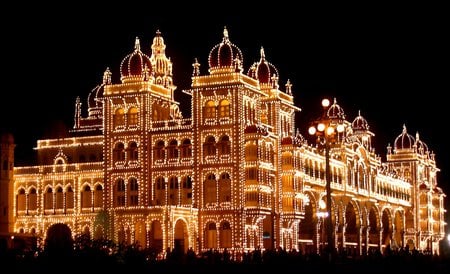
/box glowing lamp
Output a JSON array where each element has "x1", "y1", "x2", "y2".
[{"x1": 308, "y1": 126, "x2": 317, "y2": 135}]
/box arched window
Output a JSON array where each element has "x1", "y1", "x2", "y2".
[
  {"x1": 128, "y1": 107, "x2": 138, "y2": 125},
  {"x1": 220, "y1": 221, "x2": 232, "y2": 248},
  {"x1": 169, "y1": 176, "x2": 179, "y2": 205},
  {"x1": 205, "y1": 223, "x2": 217, "y2": 249},
  {"x1": 114, "y1": 143, "x2": 125, "y2": 162},
  {"x1": 204, "y1": 100, "x2": 216, "y2": 118},
  {"x1": 44, "y1": 187, "x2": 53, "y2": 210},
  {"x1": 245, "y1": 142, "x2": 257, "y2": 161},
  {"x1": 154, "y1": 140, "x2": 165, "y2": 161},
  {"x1": 28, "y1": 188, "x2": 37, "y2": 211},
  {"x1": 203, "y1": 136, "x2": 216, "y2": 157},
  {"x1": 180, "y1": 139, "x2": 192, "y2": 158},
  {"x1": 114, "y1": 108, "x2": 125, "y2": 127},
  {"x1": 128, "y1": 178, "x2": 139, "y2": 206},
  {"x1": 128, "y1": 141, "x2": 138, "y2": 161},
  {"x1": 219, "y1": 99, "x2": 230, "y2": 117},
  {"x1": 17, "y1": 189, "x2": 26, "y2": 212},
  {"x1": 94, "y1": 184, "x2": 103, "y2": 208},
  {"x1": 181, "y1": 176, "x2": 192, "y2": 205},
  {"x1": 55, "y1": 186, "x2": 64, "y2": 209},
  {"x1": 65, "y1": 186, "x2": 74, "y2": 209},
  {"x1": 155, "y1": 177, "x2": 166, "y2": 205},
  {"x1": 167, "y1": 139, "x2": 179, "y2": 159},
  {"x1": 218, "y1": 135, "x2": 231, "y2": 155},
  {"x1": 204, "y1": 174, "x2": 217, "y2": 205},
  {"x1": 219, "y1": 173, "x2": 231, "y2": 204},
  {"x1": 115, "y1": 179, "x2": 126, "y2": 207},
  {"x1": 81, "y1": 185, "x2": 92, "y2": 208}
]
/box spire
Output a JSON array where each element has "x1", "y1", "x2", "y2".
[
  {"x1": 285, "y1": 79, "x2": 292, "y2": 95},
  {"x1": 192, "y1": 58, "x2": 200, "y2": 76},
  {"x1": 260, "y1": 47, "x2": 266, "y2": 60},
  {"x1": 402, "y1": 124, "x2": 407, "y2": 134},
  {"x1": 103, "y1": 67, "x2": 112, "y2": 84},
  {"x1": 134, "y1": 37, "x2": 141, "y2": 51},
  {"x1": 416, "y1": 131, "x2": 420, "y2": 140},
  {"x1": 358, "y1": 110, "x2": 361, "y2": 116},
  {"x1": 223, "y1": 26, "x2": 229, "y2": 42}
]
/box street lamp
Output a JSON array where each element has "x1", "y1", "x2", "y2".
[{"x1": 308, "y1": 98, "x2": 345, "y2": 258}]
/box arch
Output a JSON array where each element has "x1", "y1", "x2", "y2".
[
  {"x1": 220, "y1": 221, "x2": 232, "y2": 248},
  {"x1": 114, "y1": 108, "x2": 125, "y2": 127},
  {"x1": 113, "y1": 142, "x2": 126, "y2": 162},
  {"x1": 204, "y1": 100, "x2": 216, "y2": 118},
  {"x1": 181, "y1": 176, "x2": 193, "y2": 205},
  {"x1": 44, "y1": 187, "x2": 53, "y2": 210},
  {"x1": 65, "y1": 186, "x2": 74, "y2": 210},
  {"x1": 218, "y1": 135, "x2": 231, "y2": 155},
  {"x1": 167, "y1": 139, "x2": 179, "y2": 159},
  {"x1": 55, "y1": 186, "x2": 64, "y2": 210},
  {"x1": 245, "y1": 141, "x2": 257, "y2": 161},
  {"x1": 118, "y1": 224, "x2": 131, "y2": 245},
  {"x1": 368, "y1": 206, "x2": 380, "y2": 247},
  {"x1": 154, "y1": 140, "x2": 165, "y2": 161},
  {"x1": 94, "y1": 184, "x2": 103, "y2": 207},
  {"x1": 45, "y1": 223, "x2": 73, "y2": 257},
  {"x1": 128, "y1": 177, "x2": 139, "y2": 206},
  {"x1": 81, "y1": 184, "x2": 92, "y2": 208},
  {"x1": 180, "y1": 139, "x2": 192, "y2": 158},
  {"x1": 114, "y1": 179, "x2": 126, "y2": 207},
  {"x1": 28, "y1": 187, "x2": 37, "y2": 211},
  {"x1": 149, "y1": 220, "x2": 163, "y2": 253},
  {"x1": 128, "y1": 106, "x2": 139, "y2": 125},
  {"x1": 381, "y1": 208, "x2": 393, "y2": 248},
  {"x1": 17, "y1": 188, "x2": 26, "y2": 212},
  {"x1": 344, "y1": 202, "x2": 359, "y2": 247},
  {"x1": 174, "y1": 219, "x2": 189, "y2": 253},
  {"x1": 155, "y1": 177, "x2": 166, "y2": 205},
  {"x1": 218, "y1": 99, "x2": 230, "y2": 117},
  {"x1": 393, "y1": 210, "x2": 404, "y2": 249},
  {"x1": 169, "y1": 176, "x2": 179, "y2": 205},
  {"x1": 298, "y1": 192, "x2": 317, "y2": 254},
  {"x1": 218, "y1": 172, "x2": 231, "y2": 204},
  {"x1": 204, "y1": 173, "x2": 217, "y2": 205},
  {"x1": 203, "y1": 136, "x2": 216, "y2": 157},
  {"x1": 205, "y1": 222, "x2": 217, "y2": 249},
  {"x1": 135, "y1": 221, "x2": 146, "y2": 248},
  {"x1": 128, "y1": 141, "x2": 138, "y2": 161}
]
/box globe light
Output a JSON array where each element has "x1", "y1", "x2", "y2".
[
  {"x1": 336, "y1": 124, "x2": 345, "y2": 133},
  {"x1": 321, "y1": 98, "x2": 330, "y2": 108},
  {"x1": 317, "y1": 123, "x2": 325, "y2": 132},
  {"x1": 326, "y1": 126, "x2": 335, "y2": 135},
  {"x1": 308, "y1": 126, "x2": 317, "y2": 135}
]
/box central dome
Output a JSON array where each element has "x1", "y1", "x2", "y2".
[{"x1": 208, "y1": 27, "x2": 243, "y2": 73}]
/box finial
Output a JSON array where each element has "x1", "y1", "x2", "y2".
[
  {"x1": 134, "y1": 36, "x2": 141, "y2": 51},
  {"x1": 402, "y1": 124, "x2": 407, "y2": 134},
  {"x1": 260, "y1": 47, "x2": 265, "y2": 60},
  {"x1": 103, "y1": 67, "x2": 112, "y2": 84},
  {"x1": 333, "y1": 97, "x2": 337, "y2": 104},
  {"x1": 416, "y1": 131, "x2": 420, "y2": 140},
  {"x1": 192, "y1": 58, "x2": 200, "y2": 76},
  {"x1": 156, "y1": 29, "x2": 161, "y2": 36},
  {"x1": 358, "y1": 110, "x2": 361, "y2": 116},
  {"x1": 285, "y1": 79, "x2": 292, "y2": 95},
  {"x1": 223, "y1": 26, "x2": 229, "y2": 39}
]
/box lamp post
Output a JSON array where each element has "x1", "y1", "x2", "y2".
[{"x1": 308, "y1": 98, "x2": 345, "y2": 259}]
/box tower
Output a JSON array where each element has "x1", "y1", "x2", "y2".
[{"x1": 0, "y1": 133, "x2": 15, "y2": 234}]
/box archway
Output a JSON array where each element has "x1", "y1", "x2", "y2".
[
  {"x1": 45, "y1": 223, "x2": 73, "y2": 257},
  {"x1": 298, "y1": 194, "x2": 316, "y2": 254},
  {"x1": 135, "y1": 221, "x2": 146, "y2": 248},
  {"x1": 174, "y1": 219, "x2": 189, "y2": 253},
  {"x1": 381, "y1": 209, "x2": 392, "y2": 250},
  {"x1": 149, "y1": 220, "x2": 163, "y2": 253},
  {"x1": 344, "y1": 202, "x2": 358, "y2": 256},
  {"x1": 393, "y1": 210, "x2": 404, "y2": 249}
]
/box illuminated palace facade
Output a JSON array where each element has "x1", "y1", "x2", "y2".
[{"x1": 1, "y1": 28, "x2": 446, "y2": 255}]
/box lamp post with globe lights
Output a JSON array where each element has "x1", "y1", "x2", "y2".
[{"x1": 308, "y1": 98, "x2": 345, "y2": 259}]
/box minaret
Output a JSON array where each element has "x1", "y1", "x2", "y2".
[{"x1": 0, "y1": 132, "x2": 15, "y2": 234}]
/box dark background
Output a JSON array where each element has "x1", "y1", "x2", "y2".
[{"x1": 1, "y1": 3, "x2": 448, "y2": 231}]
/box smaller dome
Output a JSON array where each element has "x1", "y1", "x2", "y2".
[
  {"x1": 394, "y1": 125, "x2": 415, "y2": 150},
  {"x1": 415, "y1": 132, "x2": 429, "y2": 155},
  {"x1": 208, "y1": 27, "x2": 244, "y2": 72},
  {"x1": 120, "y1": 37, "x2": 152, "y2": 82},
  {"x1": 327, "y1": 98, "x2": 345, "y2": 120},
  {"x1": 419, "y1": 183, "x2": 429, "y2": 191},
  {"x1": 87, "y1": 68, "x2": 110, "y2": 118},
  {"x1": 352, "y1": 110, "x2": 369, "y2": 131},
  {"x1": 248, "y1": 47, "x2": 279, "y2": 88}
]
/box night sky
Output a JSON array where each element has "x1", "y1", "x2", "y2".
[{"x1": 1, "y1": 4, "x2": 448, "y2": 224}]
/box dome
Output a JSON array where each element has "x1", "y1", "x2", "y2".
[
  {"x1": 327, "y1": 98, "x2": 345, "y2": 120},
  {"x1": 247, "y1": 47, "x2": 279, "y2": 88},
  {"x1": 351, "y1": 110, "x2": 369, "y2": 131},
  {"x1": 394, "y1": 125, "x2": 415, "y2": 150},
  {"x1": 415, "y1": 132, "x2": 429, "y2": 155},
  {"x1": 87, "y1": 67, "x2": 111, "y2": 118},
  {"x1": 120, "y1": 37, "x2": 152, "y2": 83},
  {"x1": 208, "y1": 27, "x2": 243, "y2": 73},
  {"x1": 419, "y1": 182, "x2": 429, "y2": 191}
]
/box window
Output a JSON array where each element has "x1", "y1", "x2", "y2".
[
  {"x1": 169, "y1": 176, "x2": 179, "y2": 205},
  {"x1": 115, "y1": 179, "x2": 126, "y2": 207},
  {"x1": 203, "y1": 136, "x2": 216, "y2": 157},
  {"x1": 114, "y1": 108, "x2": 125, "y2": 127},
  {"x1": 94, "y1": 184, "x2": 103, "y2": 207},
  {"x1": 65, "y1": 187, "x2": 74, "y2": 209},
  {"x1": 219, "y1": 173, "x2": 231, "y2": 203},
  {"x1": 204, "y1": 174, "x2": 216, "y2": 204},
  {"x1": 81, "y1": 185, "x2": 92, "y2": 208},
  {"x1": 219, "y1": 99, "x2": 230, "y2": 117},
  {"x1": 55, "y1": 187, "x2": 64, "y2": 209},
  {"x1": 44, "y1": 187, "x2": 53, "y2": 210},
  {"x1": 180, "y1": 139, "x2": 192, "y2": 158},
  {"x1": 128, "y1": 107, "x2": 138, "y2": 125},
  {"x1": 129, "y1": 178, "x2": 139, "y2": 206},
  {"x1": 128, "y1": 142, "x2": 138, "y2": 161},
  {"x1": 204, "y1": 100, "x2": 216, "y2": 118},
  {"x1": 218, "y1": 135, "x2": 231, "y2": 155},
  {"x1": 114, "y1": 143, "x2": 126, "y2": 162},
  {"x1": 167, "y1": 139, "x2": 179, "y2": 159},
  {"x1": 154, "y1": 140, "x2": 165, "y2": 161},
  {"x1": 17, "y1": 189, "x2": 26, "y2": 211},
  {"x1": 155, "y1": 177, "x2": 166, "y2": 205}
]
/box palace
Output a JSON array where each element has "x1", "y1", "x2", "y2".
[{"x1": 0, "y1": 28, "x2": 446, "y2": 256}]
